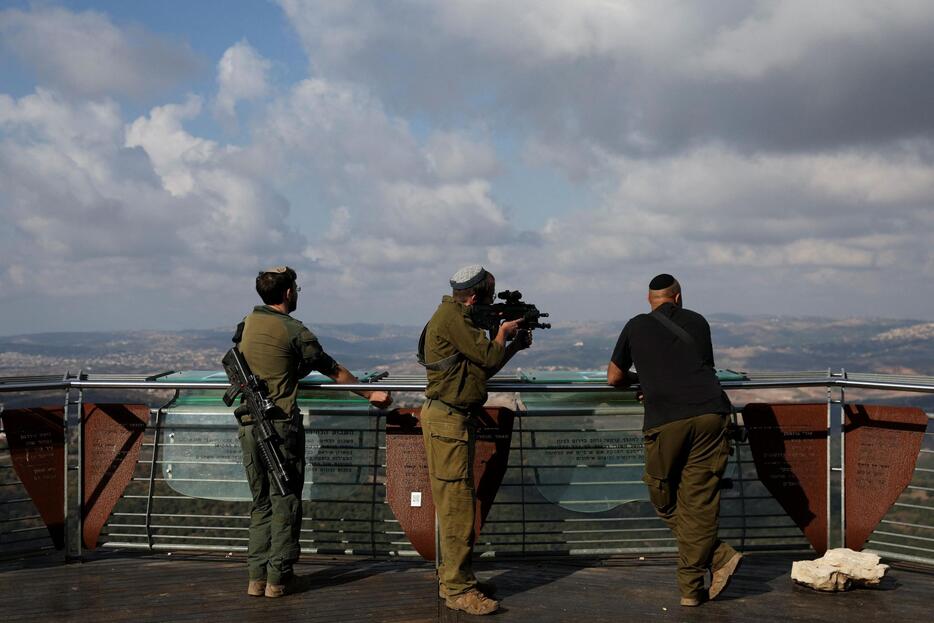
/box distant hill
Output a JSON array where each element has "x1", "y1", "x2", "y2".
[
  {"x1": 1, "y1": 316, "x2": 932, "y2": 411},
  {"x1": 1, "y1": 315, "x2": 932, "y2": 378}
]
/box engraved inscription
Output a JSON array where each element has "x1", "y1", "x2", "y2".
[
  {"x1": 549, "y1": 435, "x2": 644, "y2": 463},
  {"x1": 82, "y1": 404, "x2": 149, "y2": 550},
  {"x1": 851, "y1": 430, "x2": 899, "y2": 489},
  {"x1": 844, "y1": 405, "x2": 927, "y2": 550},
  {"x1": 0, "y1": 407, "x2": 66, "y2": 548}
]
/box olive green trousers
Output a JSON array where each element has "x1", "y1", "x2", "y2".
[
  {"x1": 421, "y1": 398, "x2": 478, "y2": 597},
  {"x1": 642, "y1": 413, "x2": 738, "y2": 599},
  {"x1": 238, "y1": 411, "x2": 305, "y2": 585}
]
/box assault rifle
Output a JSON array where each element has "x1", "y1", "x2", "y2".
[
  {"x1": 222, "y1": 347, "x2": 292, "y2": 496},
  {"x1": 471, "y1": 290, "x2": 551, "y2": 338}
]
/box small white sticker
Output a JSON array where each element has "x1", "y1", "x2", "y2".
[{"x1": 410, "y1": 491, "x2": 422, "y2": 507}]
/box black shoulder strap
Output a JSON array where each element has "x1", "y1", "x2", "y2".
[
  {"x1": 416, "y1": 323, "x2": 464, "y2": 371},
  {"x1": 650, "y1": 310, "x2": 701, "y2": 359},
  {"x1": 232, "y1": 321, "x2": 245, "y2": 344}
]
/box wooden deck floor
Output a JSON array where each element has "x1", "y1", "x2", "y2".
[{"x1": 0, "y1": 551, "x2": 930, "y2": 622}]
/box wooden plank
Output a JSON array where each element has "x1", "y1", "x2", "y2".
[{"x1": 0, "y1": 552, "x2": 929, "y2": 622}]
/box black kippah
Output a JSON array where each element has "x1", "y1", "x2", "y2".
[{"x1": 649, "y1": 273, "x2": 675, "y2": 290}]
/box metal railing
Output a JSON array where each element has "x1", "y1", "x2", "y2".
[{"x1": 1, "y1": 370, "x2": 932, "y2": 565}]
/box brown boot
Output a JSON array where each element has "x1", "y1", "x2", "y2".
[
  {"x1": 247, "y1": 580, "x2": 266, "y2": 597},
  {"x1": 680, "y1": 596, "x2": 704, "y2": 607},
  {"x1": 709, "y1": 552, "x2": 743, "y2": 600},
  {"x1": 444, "y1": 588, "x2": 499, "y2": 615}
]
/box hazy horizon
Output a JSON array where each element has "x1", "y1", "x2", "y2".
[{"x1": 2, "y1": 310, "x2": 934, "y2": 339}]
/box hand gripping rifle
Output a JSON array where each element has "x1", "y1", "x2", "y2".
[
  {"x1": 222, "y1": 347, "x2": 292, "y2": 496},
  {"x1": 470, "y1": 290, "x2": 552, "y2": 338}
]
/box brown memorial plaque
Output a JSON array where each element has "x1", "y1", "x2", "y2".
[
  {"x1": 743, "y1": 403, "x2": 828, "y2": 553},
  {"x1": 82, "y1": 403, "x2": 149, "y2": 550},
  {"x1": 385, "y1": 407, "x2": 514, "y2": 560},
  {"x1": 0, "y1": 407, "x2": 66, "y2": 548},
  {"x1": 844, "y1": 404, "x2": 927, "y2": 550}
]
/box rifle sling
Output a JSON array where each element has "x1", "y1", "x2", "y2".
[
  {"x1": 416, "y1": 323, "x2": 464, "y2": 371},
  {"x1": 650, "y1": 309, "x2": 704, "y2": 362}
]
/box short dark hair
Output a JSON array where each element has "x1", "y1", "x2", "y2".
[
  {"x1": 452, "y1": 273, "x2": 495, "y2": 303},
  {"x1": 256, "y1": 267, "x2": 297, "y2": 304}
]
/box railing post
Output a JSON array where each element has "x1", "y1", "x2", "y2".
[
  {"x1": 839, "y1": 369, "x2": 847, "y2": 550},
  {"x1": 517, "y1": 410, "x2": 527, "y2": 557},
  {"x1": 61, "y1": 371, "x2": 70, "y2": 558},
  {"x1": 369, "y1": 407, "x2": 381, "y2": 558},
  {"x1": 76, "y1": 370, "x2": 84, "y2": 560},
  {"x1": 826, "y1": 368, "x2": 846, "y2": 550},
  {"x1": 62, "y1": 370, "x2": 85, "y2": 561}
]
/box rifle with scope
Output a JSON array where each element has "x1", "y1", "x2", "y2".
[
  {"x1": 470, "y1": 290, "x2": 551, "y2": 338},
  {"x1": 221, "y1": 347, "x2": 292, "y2": 497}
]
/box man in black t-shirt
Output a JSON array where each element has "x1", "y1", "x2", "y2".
[{"x1": 608, "y1": 274, "x2": 742, "y2": 607}]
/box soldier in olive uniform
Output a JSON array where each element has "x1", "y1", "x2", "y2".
[
  {"x1": 420, "y1": 265, "x2": 531, "y2": 615},
  {"x1": 236, "y1": 266, "x2": 392, "y2": 598},
  {"x1": 607, "y1": 274, "x2": 742, "y2": 607}
]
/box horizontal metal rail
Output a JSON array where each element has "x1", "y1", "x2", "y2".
[
  {"x1": 2, "y1": 371, "x2": 932, "y2": 567},
  {"x1": 2, "y1": 372, "x2": 934, "y2": 394}
]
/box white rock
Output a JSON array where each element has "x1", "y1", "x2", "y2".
[{"x1": 791, "y1": 548, "x2": 889, "y2": 592}]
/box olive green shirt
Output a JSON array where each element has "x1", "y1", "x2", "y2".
[
  {"x1": 238, "y1": 305, "x2": 338, "y2": 415},
  {"x1": 424, "y1": 296, "x2": 506, "y2": 408}
]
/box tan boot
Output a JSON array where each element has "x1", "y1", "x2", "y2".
[
  {"x1": 247, "y1": 580, "x2": 266, "y2": 597},
  {"x1": 265, "y1": 582, "x2": 286, "y2": 598},
  {"x1": 444, "y1": 588, "x2": 499, "y2": 615},
  {"x1": 680, "y1": 596, "x2": 704, "y2": 607},
  {"x1": 709, "y1": 552, "x2": 743, "y2": 600},
  {"x1": 265, "y1": 575, "x2": 305, "y2": 598},
  {"x1": 438, "y1": 579, "x2": 497, "y2": 598}
]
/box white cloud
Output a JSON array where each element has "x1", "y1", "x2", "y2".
[
  {"x1": 0, "y1": 88, "x2": 305, "y2": 309},
  {"x1": 3, "y1": 2, "x2": 934, "y2": 331},
  {"x1": 279, "y1": 0, "x2": 934, "y2": 163},
  {"x1": 0, "y1": 6, "x2": 200, "y2": 99},
  {"x1": 240, "y1": 75, "x2": 520, "y2": 303},
  {"x1": 126, "y1": 96, "x2": 219, "y2": 196},
  {"x1": 214, "y1": 40, "x2": 272, "y2": 124},
  {"x1": 697, "y1": 1, "x2": 934, "y2": 78},
  {"x1": 424, "y1": 131, "x2": 499, "y2": 182},
  {"x1": 377, "y1": 179, "x2": 509, "y2": 243}
]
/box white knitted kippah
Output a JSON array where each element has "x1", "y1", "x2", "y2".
[{"x1": 449, "y1": 264, "x2": 487, "y2": 290}]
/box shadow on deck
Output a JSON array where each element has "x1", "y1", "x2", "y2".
[{"x1": 0, "y1": 550, "x2": 930, "y2": 622}]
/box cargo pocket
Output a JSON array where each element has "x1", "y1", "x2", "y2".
[
  {"x1": 642, "y1": 473, "x2": 675, "y2": 515},
  {"x1": 238, "y1": 426, "x2": 262, "y2": 497},
  {"x1": 642, "y1": 430, "x2": 674, "y2": 514},
  {"x1": 428, "y1": 418, "x2": 470, "y2": 482},
  {"x1": 237, "y1": 426, "x2": 253, "y2": 467},
  {"x1": 710, "y1": 417, "x2": 731, "y2": 478},
  {"x1": 714, "y1": 437, "x2": 730, "y2": 477}
]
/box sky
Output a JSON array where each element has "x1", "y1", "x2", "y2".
[{"x1": 1, "y1": 0, "x2": 933, "y2": 335}]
